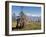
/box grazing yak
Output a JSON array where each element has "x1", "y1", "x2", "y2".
[{"x1": 16, "y1": 14, "x2": 27, "y2": 29}]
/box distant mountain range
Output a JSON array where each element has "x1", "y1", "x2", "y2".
[
  {"x1": 12, "y1": 15, "x2": 41, "y2": 22},
  {"x1": 27, "y1": 16, "x2": 41, "y2": 22}
]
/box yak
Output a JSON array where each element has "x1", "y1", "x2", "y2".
[{"x1": 16, "y1": 16, "x2": 26, "y2": 29}]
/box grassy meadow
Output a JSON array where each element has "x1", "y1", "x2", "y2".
[{"x1": 12, "y1": 20, "x2": 41, "y2": 31}]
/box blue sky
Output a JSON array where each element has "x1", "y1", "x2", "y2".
[{"x1": 12, "y1": 6, "x2": 41, "y2": 16}]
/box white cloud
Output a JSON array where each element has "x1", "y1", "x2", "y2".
[
  {"x1": 31, "y1": 15, "x2": 40, "y2": 17},
  {"x1": 25, "y1": 13, "x2": 31, "y2": 16},
  {"x1": 25, "y1": 13, "x2": 40, "y2": 17}
]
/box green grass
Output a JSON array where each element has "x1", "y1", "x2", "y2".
[
  {"x1": 12, "y1": 21, "x2": 17, "y2": 27},
  {"x1": 12, "y1": 21, "x2": 41, "y2": 31}
]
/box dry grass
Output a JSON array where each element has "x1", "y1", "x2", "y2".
[{"x1": 12, "y1": 21, "x2": 41, "y2": 31}]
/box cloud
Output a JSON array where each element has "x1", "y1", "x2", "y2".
[
  {"x1": 31, "y1": 15, "x2": 40, "y2": 17},
  {"x1": 25, "y1": 13, "x2": 31, "y2": 16},
  {"x1": 25, "y1": 13, "x2": 40, "y2": 17}
]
